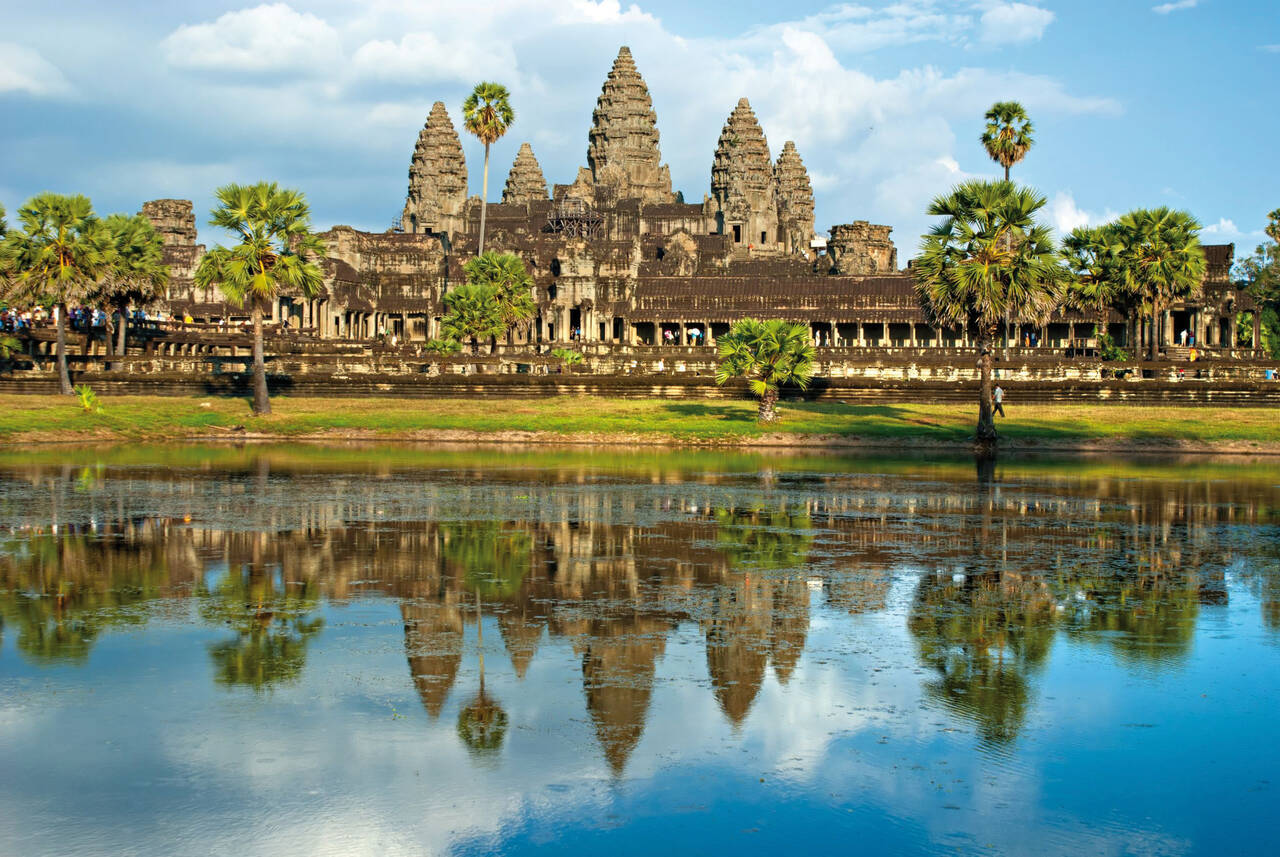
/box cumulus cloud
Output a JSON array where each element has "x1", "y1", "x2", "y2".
[
  {"x1": 162, "y1": 3, "x2": 342, "y2": 74},
  {"x1": 1152, "y1": 0, "x2": 1198, "y2": 13},
  {"x1": 1049, "y1": 191, "x2": 1119, "y2": 235},
  {"x1": 0, "y1": 42, "x2": 71, "y2": 96},
  {"x1": 350, "y1": 32, "x2": 518, "y2": 84},
  {"x1": 978, "y1": 3, "x2": 1055, "y2": 45},
  {"x1": 1202, "y1": 217, "x2": 1264, "y2": 244}
]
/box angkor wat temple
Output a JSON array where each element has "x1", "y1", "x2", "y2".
[{"x1": 145, "y1": 46, "x2": 1257, "y2": 356}]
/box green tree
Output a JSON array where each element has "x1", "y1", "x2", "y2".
[
  {"x1": 1111, "y1": 208, "x2": 1206, "y2": 362},
  {"x1": 714, "y1": 318, "x2": 816, "y2": 423},
  {"x1": 1235, "y1": 209, "x2": 1280, "y2": 357},
  {"x1": 914, "y1": 180, "x2": 1066, "y2": 446},
  {"x1": 1063, "y1": 223, "x2": 1138, "y2": 353},
  {"x1": 440, "y1": 283, "x2": 505, "y2": 354},
  {"x1": 462, "y1": 82, "x2": 515, "y2": 255},
  {"x1": 0, "y1": 193, "x2": 112, "y2": 395},
  {"x1": 100, "y1": 213, "x2": 169, "y2": 366},
  {"x1": 980, "y1": 101, "x2": 1034, "y2": 181},
  {"x1": 462, "y1": 251, "x2": 535, "y2": 344},
  {"x1": 194, "y1": 182, "x2": 326, "y2": 415}
]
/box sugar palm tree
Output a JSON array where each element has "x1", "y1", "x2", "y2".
[
  {"x1": 441, "y1": 283, "x2": 505, "y2": 354},
  {"x1": 981, "y1": 102, "x2": 1034, "y2": 181},
  {"x1": 715, "y1": 318, "x2": 816, "y2": 422},
  {"x1": 100, "y1": 213, "x2": 169, "y2": 367},
  {"x1": 914, "y1": 179, "x2": 1066, "y2": 447},
  {"x1": 0, "y1": 193, "x2": 112, "y2": 395},
  {"x1": 463, "y1": 251, "x2": 535, "y2": 344},
  {"x1": 1062, "y1": 224, "x2": 1135, "y2": 350},
  {"x1": 462, "y1": 82, "x2": 515, "y2": 254},
  {"x1": 194, "y1": 182, "x2": 326, "y2": 415},
  {"x1": 1111, "y1": 208, "x2": 1205, "y2": 362}
]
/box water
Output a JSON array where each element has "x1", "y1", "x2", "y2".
[{"x1": 0, "y1": 445, "x2": 1277, "y2": 857}]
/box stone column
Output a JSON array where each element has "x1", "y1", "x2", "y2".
[{"x1": 1254, "y1": 312, "x2": 1262, "y2": 351}]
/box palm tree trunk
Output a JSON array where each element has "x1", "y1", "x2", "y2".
[
  {"x1": 479, "y1": 141, "x2": 490, "y2": 255},
  {"x1": 56, "y1": 302, "x2": 72, "y2": 395},
  {"x1": 976, "y1": 323, "x2": 997, "y2": 447},
  {"x1": 1148, "y1": 301, "x2": 1160, "y2": 362},
  {"x1": 757, "y1": 386, "x2": 779, "y2": 423},
  {"x1": 251, "y1": 300, "x2": 271, "y2": 415},
  {"x1": 1004, "y1": 164, "x2": 1010, "y2": 182},
  {"x1": 113, "y1": 302, "x2": 128, "y2": 371}
]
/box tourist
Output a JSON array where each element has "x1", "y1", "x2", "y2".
[
  {"x1": 663, "y1": 328, "x2": 674, "y2": 344},
  {"x1": 689, "y1": 327, "x2": 701, "y2": 345},
  {"x1": 1180, "y1": 329, "x2": 1188, "y2": 346},
  {"x1": 993, "y1": 385, "x2": 1006, "y2": 417}
]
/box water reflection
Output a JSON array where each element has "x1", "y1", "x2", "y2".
[{"x1": 0, "y1": 448, "x2": 1277, "y2": 772}]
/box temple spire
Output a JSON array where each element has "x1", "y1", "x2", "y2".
[
  {"x1": 585, "y1": 46, "x2": 674, "y2": 203},
  {"x1": 775, "y1": 140, "x2": 816, "y2": 255},
  {"x1": 711, "y1": 98, "x2": 779, "y2": 249},
  {"x1": 502, "y1": 143, "x2": 549, "y2": 204},
  {"x1": 401, "y1": 101, "x2": 468, "y2": 236}
]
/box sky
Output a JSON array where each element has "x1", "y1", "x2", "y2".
[{"x1": 1, "y1": 0, "x2": 1276, "y2": 258}]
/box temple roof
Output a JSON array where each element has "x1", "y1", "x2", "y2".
[
  {"x1": 585, "y1": 46, "x2": 675, "y2": 203},
  {"x1": 502, "y1": 143, "x2": 549, "y2": 204}
]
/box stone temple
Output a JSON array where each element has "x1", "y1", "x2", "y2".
[{"x1": 151, "y1": 46, "x2": 1253, "y2": 354}]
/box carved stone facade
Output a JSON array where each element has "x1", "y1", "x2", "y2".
[
  {"x1": 502, "y1": 143, "x2": 549, "y2": 204},
  {"x1": 401, "y1": 101, "x2": 469, "y2": 238},
  {"x1": 828, "y1": 222, "x2": 898, "y2": 276},
  {"x1": 140, "y1": 199, "x2": 203, "y2": 301},
  {"x1": 774, "y1": 141, "x2": 816, "y2": 256},
  {"x1": 583, "y1": 46, "x2": 674, "y2": 204},
  {"x1": 149, "y1": 46, "x2": 1247, "y2": 358},
  {"x1": 710, "y1": 98, "x2": 778, "y2": 251}
]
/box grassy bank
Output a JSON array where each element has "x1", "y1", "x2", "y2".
[{"x1": 0, "y1": 394, "x2": 1277, "y2": 452}]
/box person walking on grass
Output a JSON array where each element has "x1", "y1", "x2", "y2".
[{"x1": 993, "y1": 385, "x2": 1006, "y2": 418}]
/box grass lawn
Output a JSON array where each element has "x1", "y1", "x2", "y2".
[{"x1": 0, "y1": 394, "x2": 1276, "y2": 449}]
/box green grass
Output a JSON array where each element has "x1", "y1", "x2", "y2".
[{"x1": 0, "y1": 394, "x2": 1277, "y2": 450}]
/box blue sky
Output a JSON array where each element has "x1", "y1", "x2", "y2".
[{"x1": 1, "y1": 1, "x2": 1276, "y2": 257}]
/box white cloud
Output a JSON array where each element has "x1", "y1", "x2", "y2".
[
  {"x1": 1152, "y1": 0, "x2": 1197, "y2": 13},
  {"x1": 1261, "y1": 44, "x2": 1280, "y2": 53},
  {"x1": 1049, "y1": 191, "x2": 1119, "y2": 235},
  {"x1": 1202, "y1": 217, "x2": 1264, "y2": 244},
  {"x1": 350, "y1": 32, "x2": 518, "y2": 84},
  {"x1": 0, "y1": 42, "x2": 71, "y2": 96},
  {"x1": 978, "y1": 3, "x2": 1055, "y2": 45},
  {"x1": 162, "y1": 3, "x2": 342, "y2": 74}
]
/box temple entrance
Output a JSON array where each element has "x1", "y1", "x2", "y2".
[
  {"x1": 732, "y1": 224, "x2": 742, "y2": 243},
  {"x1": 569, "y1": 308, "x2": 581, "y2": 340}
]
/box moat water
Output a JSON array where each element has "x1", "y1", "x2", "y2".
[{"x1": 0, "y1": 445, "x2": 1277, "y2": 856}]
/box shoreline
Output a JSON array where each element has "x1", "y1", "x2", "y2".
[
  {"x1": 1, "y1": 394, "x2": 1278, "y2": 455},
  {"x1": 4, "y1": 426, "x2": 1279, "y2": 456}
]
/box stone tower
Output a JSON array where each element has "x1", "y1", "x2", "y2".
[
  {"x1": 584, "y1": 46, "x2": 674, "y2": 203},
  {"x1": 502, "y1": 142, "x2": 549, "y2": 204},
  {"x1": 401, "y1": 101, "x2": 469, "y2": 237},
  {"x1": 710, "y1": 98, "x2": 778, "y2": 250},
  {"x1": 774, "y1": 141, "x2": 816, "y2": 256},
  {"x1": 828, "y1": 222, "x2": 898, "y2": 275}
]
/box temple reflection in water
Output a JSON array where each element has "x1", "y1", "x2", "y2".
[{"x1": 1, "y1": 448, "x2": 1275, "y2": 773}]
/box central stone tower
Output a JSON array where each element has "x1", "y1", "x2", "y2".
[
  {"x1": 583, "y1": 46, "x2": 675, "y2": 203},
  {"x1": 401, "y1": 101, "x2": 469, "y2": 237},
  {"x1": 710, "y1": 98, "x2": 779, "y2": 250}
]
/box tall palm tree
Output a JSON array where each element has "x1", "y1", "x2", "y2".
[
  {"x1": 1062, "y1": 224, "x2": 1135, "y2": 350},
  {"x1": 714, "y1": 318, "x2": 816, "y2": 422},
  {"x1": 195, "y1": 182, "x2": 326, "y2": 415},
  {"x1": 462, "y1": 251, "x2": 535, "y2": 344},
  {"x1": 914, "y1": 179, "x2": 1066, "y2": 447},
  {"x1": 1111, "y1": 208, "x2": 1205, "y2": 362},
  {"x1": 0, "y1": 193, "x2": 112, "y2": 395},
  {"x1": 100, "y1": 213, "x2": 169, "y2": 367},
  {"x1": 981, "y1": 102, "x2": 1034, "y2": 181},
  {"x1": 441, "y1": 283, "x2": 505, "y2": 354},
  {"x1": 462, "y1": 82, "x2": 515, "y2": 254}
]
